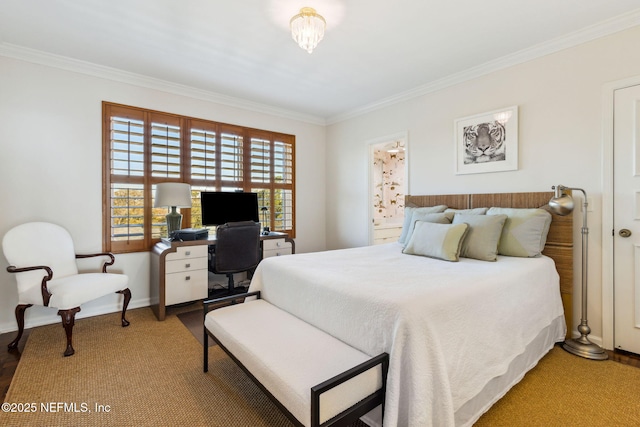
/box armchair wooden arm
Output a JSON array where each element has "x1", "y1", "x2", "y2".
[
  {"x1": 76, "y1": 252, "x2": 115, "y2": 273},
  {"x1": 6, "y1": 264, "x2": 53, "y2": 307}
]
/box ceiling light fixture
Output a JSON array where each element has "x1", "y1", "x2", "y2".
[
  {"x1": 290, "y1": 7, "x2": 326, "y2": 54},
  {"x1": 387, "y1": 141, "x2": 404, "y2": 153}
]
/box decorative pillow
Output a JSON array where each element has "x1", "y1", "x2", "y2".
[
  {"x1": 486, "y1": 208, "x2": 552, "y2": 257},
  {"x1": 403, "y1": 221, "x2": 469, "y2": 262},
  {"x1": 398, "y1": 205, "x2": 448, "y2": 244},
  {"x1": 403, "y1": 211, "x2": 454, "y2": 247},
  {"x1": 445, "y1": 207, "x2": 488, "y2": 215},
  {"x1": 452, "y1": 214, "x2": 507, "y2": 261}
]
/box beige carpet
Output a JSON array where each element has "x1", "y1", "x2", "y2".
[
  {"x1": 475, "y1": 345, "x2": 640, "y2": 426},
  {"x1": 1, "y1": 308, "x2": 293, "y2": 427},
  {"x1": 3, "y1": 307, "x2": 640, "y2": 426}
]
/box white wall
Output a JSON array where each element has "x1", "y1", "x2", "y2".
[
  {"x1": 325, "y1": 26, "x2": 640, "y2": 345},
  {"x1": 0, "y1": 56, "x2": 326, "y2": 333}
]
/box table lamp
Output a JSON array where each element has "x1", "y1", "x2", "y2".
[
  {"x1": 261, "y1": 206, "x2": 270, "y2": 235},
  {"x1": 549, "y1": 185, "x2": 607, "y2": 360},
  {"x1": 154, "y1": 183, "x2": 192, "y2": 237}
]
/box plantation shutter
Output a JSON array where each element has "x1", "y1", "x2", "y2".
[
  {"x1": 105, "y1": 105, "x2": 147, "y2": 252},
  {"x1": 150, "y1": 114, "x2": 181, "y2": 178},
  {"x1": 189, "y1": 121, "x2": 219, "y2": 230},
  {"x1": 273, "y1": 137, "x2": 294, "y2": 231},
  {"x1": 220, "y1": 126, "x2": 243, "y2": 189},
  {"x1": 103, "y1": 102, "x2": 296, "y2": 253},
  {"x1": 190, "y1": 124, "x2": 217, "y2": 183}
]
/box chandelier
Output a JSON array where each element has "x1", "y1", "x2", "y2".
[{"x1": 290, "y1": 7, "x2": 326, "y2": 54}]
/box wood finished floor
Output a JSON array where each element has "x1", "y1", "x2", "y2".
[{"x1": 2, "y1": 326, "x2": 640, "y2": 402}]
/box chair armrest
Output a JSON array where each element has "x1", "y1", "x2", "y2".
[
  {"x1": 76, "y1": 252, "x2": 115, "y2": 273},
  {"x1": 6, "y1": 265, "x2": 53, "y2": 307}
]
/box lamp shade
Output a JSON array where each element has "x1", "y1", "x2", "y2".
[{"x1": 154, "y1": 183, "x2": 192, "y2": 208}]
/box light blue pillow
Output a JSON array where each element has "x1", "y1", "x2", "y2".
[
  {"x1": 398, "y1": 205, "x2": 448, "y2": 244},
  {"x1": 486, "y1": 208, "x2": 552, "y2": 257},
  {"x1": 403, "y1": 221, "x2": 469, "y2": 262}
]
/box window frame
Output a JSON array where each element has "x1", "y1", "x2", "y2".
[{"x1": 103, "y1": 102, "x2": 296, "y2": 253}]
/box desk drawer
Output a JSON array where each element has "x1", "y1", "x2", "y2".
[
  {"x1": 263, "y1": 238, "x2": 292, "y2": 259},
  {"x1": 165, "y1": 245, "x2": 208, "y2": 262},
  {"x1": 165, "y1": 269, "x2": 208, "y2": 305},
  {"x1": 165, "y1": 256, "x2": 208, "y2": 274},
  {"x1": 262, "y1": 238, "x2": 291, "y2": 251}
]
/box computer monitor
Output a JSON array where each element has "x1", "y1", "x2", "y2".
[{"x1": 200, "y1": 191, "x2": 259, "y2": 226}]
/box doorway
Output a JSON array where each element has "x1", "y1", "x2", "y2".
[{"x1": 368, "y1": 133, "x2": 408, "y2": 245}]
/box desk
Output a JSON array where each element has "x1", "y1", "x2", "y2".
[{"x1": 150, "y1": 232, "x2": 294, "y2": 320}]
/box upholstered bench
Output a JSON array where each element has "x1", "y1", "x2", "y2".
[{"x1": 203, "y1": 291, "x2": 389, "y2": 427}]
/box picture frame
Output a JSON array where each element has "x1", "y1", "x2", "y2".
[{"x1": 454, "y1": 106, "x2": 518, "y2": 175}]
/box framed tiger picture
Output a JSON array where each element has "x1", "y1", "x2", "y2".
[{"x1": 454, "y1": 106, "x2": 518, "y2": 175}]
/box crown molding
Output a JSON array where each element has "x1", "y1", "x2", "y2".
[
  {"x1": 0, "y1": 43, "x2": 326, "y2": 126},
  {"x1": 2, "y1": 7, "x2": 639, "y2": 128},
  {"x1": 327, "y1": 9, "x2": 640, "y2": 125}
]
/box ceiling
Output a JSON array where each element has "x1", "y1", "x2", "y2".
[{"x1": 2, "y1": 0, "x2": 640, "y2": 123}]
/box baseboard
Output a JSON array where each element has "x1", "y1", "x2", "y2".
[{"x1": 0, "y1": 297, "x2": 151, "y2": 334}]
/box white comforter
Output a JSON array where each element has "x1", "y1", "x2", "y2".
[{"x1": 248, "y1": 243, "x2": 565, "y2": 427}]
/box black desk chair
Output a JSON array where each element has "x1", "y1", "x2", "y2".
[{"x1": 210, "y1": 221, "x2": 261, "y2": 295}]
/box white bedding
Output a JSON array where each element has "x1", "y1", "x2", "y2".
[{"x1": 248, "y1": 242, "x2": 566, "y2": 427}]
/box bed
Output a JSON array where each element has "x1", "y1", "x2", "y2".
[{"x1": 248, "y1": 191, "x2": 573, "y2": 427}]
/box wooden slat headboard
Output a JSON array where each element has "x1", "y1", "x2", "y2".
[{"x1": 406, "y1": 191, "x2": 573, "y2": 338}]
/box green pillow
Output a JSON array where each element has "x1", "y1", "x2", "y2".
[
  {"x1": 398, "y1": 205, "x2": 448, "y2": 244},
  {"x1": 487, "y1": 208, "x2": 552, "y2": 257},
  {"x1": 403, "y1": 211, "x2": 454, "y2": 247},
  {"x1": 445, "y1": 207, "x2": 488, "y2": 215},
  {"x1": 452, "y1": 214, "x2": 507, "y2": 261},
  {"x1": 403, "y1": 221, "x2": 469, "y2": 262}
]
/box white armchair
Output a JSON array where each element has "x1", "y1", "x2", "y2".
[{"x1": 2, "y1": 222, "x2": 131, "y2": 356}]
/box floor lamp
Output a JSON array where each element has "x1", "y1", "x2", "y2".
[{"x1": 549, "y1": 185, "x2": 608, "y2": 360}]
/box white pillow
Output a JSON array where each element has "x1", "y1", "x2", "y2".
[
  {"x1": 486, "y1": 208, "x2": 552, "y2": 257},
  {"x1": 398, "y1": 205, "x2": 448, "y2": 244},
  {"x1": 402, "y1": 221, "x2": 469, "y2": 262}
]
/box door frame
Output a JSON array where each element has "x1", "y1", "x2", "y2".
[
  {"x1": 367, "y1": 131, "x2": 409, "y2": 245},
  {"x1": 601, "y1": 76, "x2": 640, "y2": 350}
]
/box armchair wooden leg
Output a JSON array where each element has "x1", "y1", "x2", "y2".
[
  {"x1": 8, "y1": 304, "x2": 32, "y2": 351},
  {"x1": 58, "y1": 307, "x2": 81, "y2": 357},
  {"x1": 116, "y1": 288, "x2": 131, "y2": 327}
]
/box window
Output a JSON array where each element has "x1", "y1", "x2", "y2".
[{"x1": 103, "y1": 102, "x2": 295, "y2": 253}]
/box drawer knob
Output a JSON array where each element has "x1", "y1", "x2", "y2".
[
  {"x1": 185, "y1": 276, "x2": 191, "y2": 281},
  {"x1": 185, "y1": 251, "x2": 191, "y2": 256},
  {"x1": 185, "y1": 263, "x2": 191, "y2": 268}
]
